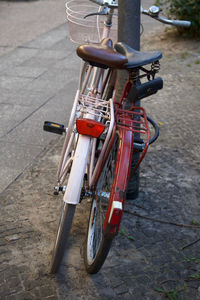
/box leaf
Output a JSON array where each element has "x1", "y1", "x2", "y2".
[
  {"x1": 119, "y1": 228, "x2": 126, "y2": 236},
  {"x1": 192, "y1": 219, "x2": 199, "y2": 225},
  {"x1": 189, "y1": 273, "x2": 200, "y2": 280},
  {"x1": 119, "y1": 228, "x2": 135, "y2": 242},
  {"x1": 127, "y1": 235, "x2": 135, "y2": 241},
  {"x1": 155, "y1": 287, "x2": 164, "y2": 293}
]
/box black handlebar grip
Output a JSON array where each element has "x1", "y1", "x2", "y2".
[{"x1": 136, "y1": 77, "x2": 163, "y2": 100}]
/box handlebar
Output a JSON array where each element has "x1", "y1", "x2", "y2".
[
  {"x1": 157, "y1": 17, "x2": 191, "y2": 27},
  {"x1": 89, "y1": 1, "x2": 191, "y2": 28},
  {"x1": 141, "y1": 6, "x2": 191, "y2": 27}
]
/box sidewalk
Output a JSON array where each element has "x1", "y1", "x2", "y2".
[
  {"x1": 0, "y1": 1, "x2": 200, "y2": 299},
  {"x1": 0, "y1": 22, "x2": 78, "y2": 193}
]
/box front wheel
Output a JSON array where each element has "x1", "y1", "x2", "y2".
[
  {"x1": 50, "y1": 132, "x2": 91, "y2": 273},
  {"x1": 50, "y1": 203, "x2": 76, "y2": 274}
]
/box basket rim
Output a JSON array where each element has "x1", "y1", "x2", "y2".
[
  {"x1": 66, "y1": 0, "x2": 102, "y2": 26},
  {"x1": 65, "y1": 0, "x2": 117, "y2": 24},
  {"x1": 66, "y1": 0, "x2": 97, "y2": 13}
]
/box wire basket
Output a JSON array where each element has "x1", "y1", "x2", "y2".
[{"x1": 66, "y1": 0, "x2": 117, "y2": 44}]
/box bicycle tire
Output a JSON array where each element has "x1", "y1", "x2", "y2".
[
  {"x1": 83, "y1": 134, "x2": 119, "y2": 274},
  {"x1": 50, "y1": 137, "x2": 91, "y2": 274},
  {"x1": 50, "y1": 203, "x2": 76, "y2": 274},
  {"x1": 83, "y1": 200, "x2": 113, "y2": 274}
]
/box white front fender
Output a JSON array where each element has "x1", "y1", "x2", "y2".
[{"x1": 63, "y1": 134, "x2": 91, "y2": 205}]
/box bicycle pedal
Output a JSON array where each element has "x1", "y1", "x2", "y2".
[{"x1": 43, "y1": 121, "x2": 65, "y2": 135}]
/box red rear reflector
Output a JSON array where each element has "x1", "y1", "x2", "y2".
[
  {"x1": 108, "y1": 201, "x2": 123, "y2": 226},
  {"x1": 109, "y1": 208, "x2": 123, "y2": 226},
  {"x1": 76, "y1": 118, "x2": 105, "y2": 138}
]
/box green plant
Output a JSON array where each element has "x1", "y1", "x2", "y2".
[
  {"x1": 192, "y1": 219, "x2": 200, "y2": 225},
  {"x1": 189, "y1": 273, "x2": 200, "y2": 279},
  {"x1": 191, "y1": 219, "x2": 199, "y2": 225},
  {"x1": 119, "y1": 228, "x2": 135, "y2": 241},
  {"x1": 184, "y1": 256, "x2": 200, "y2": 263},
  {"x1": 155, "y1": 287, "x2": 180, "y2": 300},
  {"x1": 155, "y1": 0, "x2": 200, "y2": 38}
]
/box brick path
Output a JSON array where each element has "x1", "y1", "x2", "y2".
[{"x1": 0, "y1": 15, "x2": 200, "y2": 300}]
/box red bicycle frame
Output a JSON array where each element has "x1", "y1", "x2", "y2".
[{"x1": 103, "y1": 80, "x2": 150, "y2": 236}]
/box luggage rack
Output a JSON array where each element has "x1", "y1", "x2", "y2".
[{"x1": 77, "y1": 93, "x2": 112, "y2": 121}]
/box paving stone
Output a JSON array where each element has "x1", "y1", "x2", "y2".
[
  {"x1": 15, "y1": 292, "x2": 34, "y2": 300},
  {"x1": 0, "y1": 103, "x2": 38, "y2": 138},
  {"x1": 49, "y1": 38, "x2": 76, "y2": 52},
  {"x1": 0, "y1": 48, "x2": 39, "y2": 72},
  {"x1": 0, "y1": 141, "x2": 43, "y2": 192},
  {"x1": 38, "y1": 285, "x2": 57, "y2": 298},
  {"x1": 3, "y1": 66, "x2": 47, "y2": 79},
  {"x1": 25, "y1": 25, "x2": 68, "y2": 50},
  {"x1": 5, "y1": 295, "x2": 18, "y2": 300},
  {"x1": 0, "y1": 75, "x2": 33, "y2": 91},
  {"x1": 0, "y1": 89, "x2": 53, "y2": 107}
]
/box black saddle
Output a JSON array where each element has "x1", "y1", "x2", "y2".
[{"x1": 115, "y1": 42, "x2": 162, "y2": 69}]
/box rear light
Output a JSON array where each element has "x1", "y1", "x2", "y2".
[{"x1": 76, "y1": 118, "x2": 105, "y2": 138}]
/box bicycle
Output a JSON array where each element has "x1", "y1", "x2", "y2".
[{"x1": 43, "y1": 0, "x2": 191, "y2": 274}]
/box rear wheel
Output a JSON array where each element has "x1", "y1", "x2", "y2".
[{"x1": 83, "y1": 135, "x2": 119, "y2": 274}]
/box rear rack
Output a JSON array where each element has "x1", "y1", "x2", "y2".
[{"x1": 77, "y1": 93, "x2": 111, "y2": 121}]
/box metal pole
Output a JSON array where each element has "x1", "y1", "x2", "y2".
[
  {"x1": 117, "y1": 0, "x2": 141, "y2": 199},
  {"x1": 117, "y1": 0, "x2": 141, "y2": 102},
  {"x1": 118, "y1": 0, "x2": 141, "y2": 50}
]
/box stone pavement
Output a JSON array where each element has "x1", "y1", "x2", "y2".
[
  {"x1": 0, "y1": 23, "x2": 78, "y2": 192},
  {"x1": 0, "y1": 0, "x2": 67, "y2": 56},
  {"x1": 0, "y1": 1, "x2": 200, "y2": 300}
]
